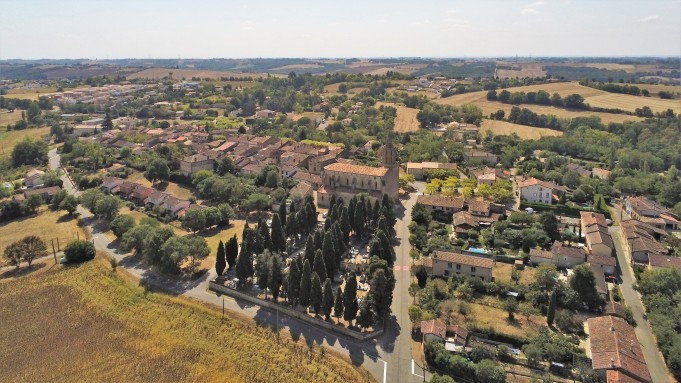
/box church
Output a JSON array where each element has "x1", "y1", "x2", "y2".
[{"x1": 317, "y1": 132, "x2": 399, "y2": 207}]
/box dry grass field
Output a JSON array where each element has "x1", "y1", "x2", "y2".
[
  {"x1": 480, "y1": 119, "x2": 563, "y2": 140},
  {"x1": 272, "y1": 63, "x2": 323, "y2": 71},
  {"x1": 0, "y1": 255, "x2": 372, "y2": 383},
  {"x1": 0, "y1": 126, "x2": 51, "y2": 158},
  {"x1": 376, "y1": 102, "x2": 421, "y2": 133},
  {"x1": 0, "y1": 110, "x2": 23, "y2": 126},
  {"x1": 126, "y1": 172, "x2": 194, "y2": 200},
  {"x1": 448, "y1": 300, "x2": 541, "y2": 340},
  {"x1": 493, "y1": 262, "x2": 538, "y2": 286},
  {"x1": 634, "y1": 83, "x2": 681, "y2": 97},
  {"x1": 0, "y1": 208, "x2": 88, "y2": 262},
  {"x1": 4, "y1": 87, "x2": 58, "y2": 100},
  {"x1": 127, "y1": 68, "x2": 272, "y2": 80},
  {"x1": 436, "y1": 87, "x2": 644, "y2": 124},
  {"x1": 496, "y1": 62, "x2": 546, "y2": 79}
]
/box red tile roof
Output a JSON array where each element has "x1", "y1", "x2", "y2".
[
  {"x1": 324, "y1": 162, "x2": 389, "y2": 177},
  {"x1": 648, "y1": 255, "x2": 681, "y2": 270},
  {"x1": 420, "y1": 319, "x2": 446, "y2": 339},
  {"x1": 416, "y1": 195, "x2": 465, "y2": 209},
  {"x1": 432, "y1": 251, "x2": 494, "y2": 269}
]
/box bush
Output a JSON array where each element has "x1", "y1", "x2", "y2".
[
  {"x1": 555, "y1": 310, "x2": 583, "y2": 335},
  {"x1": 64, "y1": 240, "x2": 96, "y2": 263}
]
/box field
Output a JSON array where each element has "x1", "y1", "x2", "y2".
[
  {"x1": 126, "y1": 171, "x2": 194, "y2": 200},
  {"x1": 480, "y1": 119, "x2": 563, "y2": 140},
  {"x1": 0, "y1": 208, "x2": 88, "y2": 263},
  {"x1": 447, "y1": 299, "x2": 542, "y2": 340},
  {"x1": 633, "y1": 83, "x2": 681, "y2": 97},
  {"x1": 126, "y1": 68, "x2": 272, "y2": 80},
  {"x1": 0, "y1": 110, "x2": 23, "y2": 126},
  {"x1": 0, "y1": 126, "x2": 51, "y2": 158},
  {"x1": 493, "y1": 262, "x2": 538, "y2": 286},
  {"x1": 376, "y1": 102, "x2": 420, "y2": 133},
  {"x1": 272, "y1": 63, "x2": 324, "y2": 71},
  {"x1": 496, "y1": 62, "x2": 546, "y2": 79},
  {"x1": 4, "y1": 86, "x2": 58, "y2": 100},
  {"x1": 0, "y1": 255, "x2": 371, "y2": 383},
  {"x1": 436, "y1": 87, "x2": 644, "y2": 124}
]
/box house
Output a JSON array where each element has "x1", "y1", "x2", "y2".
[
  {"x1": 416, "y1": 195, "x2": 465, "y2": 221},
  {"x1": 588, "y1": 254, "x2": 617, "y2": 275},
  {"x1": 587, "y1": 315, "x2": 651, "y2": 382},
  {"x1": 566, "y1": 163, "x2": 592, "y2": 177},
  {"x1": 405, "y1": 162, "x2": 459, "y2": 180},
  {"x1": 100, "y1": 177, "x2": 124, "y2": 193},
  {"x1": 145, "y1": 190, "x2": 169, "y2": 208},
  {"x1": 241, "y1": 163, "x2": 264, "y2": 175},
  {"x1": 420, "y1": 319, "x2": 447, "y2": 343},
  {"x1": 551, "y1": 241, "x2": 586, "y2": 268},
  {"x1": 160, "y1": 196, "x2": 191, "y2": 218},
  {"x1": 309, "y1": 153, "x2": 338, "y2": 175},
  {"x1": 116, "y1": 181, "x2": 138, "y2": 198},
  {"x1": 462, "y1": 150, "x2": 498, "y2": 165},
  {"x1": 529, "y1": 248, "x2": 554, "y2": 266},
  {"x1": 180, "y1": 152, "x2": 217, "y2": 177},
  {"x1": 293, "y1": 171, "x2": 322, "y2": 189},
  {"x1": 255, "y1": 109, "x2": 276, "y2": 119},
  {"x1": 130, "y1": 185, "x2": 154, "y2": 205},
  {"x1": 517, "y1": 177, "x2": 567, "y2": 204},
  {"x1": 626, "y1": 196, "x2": 679, "y2": 231},
  {"x1": 603, "y1": 301, "x2": 627, "y2": 320},
  {"x1": 648, "y1": 255, "x2": 681, "y2": 271},
  {"x1": 24, "y1": 169, "x2": 45, "y2": 187},
  {"x1": 215, "y1": 141, "x2": 238, "y2": 153},
  {"x1": 469, "y1": 167, "x2": 509, "y2": 185},
  {"x1": 621, "y1": 219, "x2": 668, "y2": 264},
  {"x1": 289, "y1": 181, "x2": 313, "y2": 200},
  {"x1": 592, "y1": 168, "x2": 611, "y2": 180},
  {"x1": 23, "y1": 186, "x2": 61, "y2": 202},
  {"x1": 445, "y1": 325, "x2": 469, "y2": 347},
  {"x1": 423, "y1": 251, "x2": 494, "y2": 282},
  {"x1": 584, "y1": 226, "x2": 615, "y2": 258},
  {"x1": 452, "y1": 211, "x2": 480, "y2": 235},
  {"x1": 280, "y1": 151, "x2": 311, "y2": 169},
  {"x1": 590, "y1": 263, "x2": 609, "y2": 301}
]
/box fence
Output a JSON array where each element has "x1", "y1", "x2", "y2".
[{"x1": 209, "y1": 281, "x2": 383, "y2": 342}]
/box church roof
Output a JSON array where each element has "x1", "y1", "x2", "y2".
[{"x1": 323, "y1": 163, "x2": 389, "y2": 177}]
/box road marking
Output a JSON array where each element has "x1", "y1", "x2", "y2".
[
  {"x1": 411, "y1": 359, "x2": 424, "y2": 379},
  {"x1": 382, "y1": 358, "x2": 387, "y2": 383}
]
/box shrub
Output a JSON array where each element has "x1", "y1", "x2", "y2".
[{"x1": 64, "y1": 240, "x2": 96, "y2": 263}]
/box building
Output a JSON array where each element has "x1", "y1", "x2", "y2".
[
  {"x1": 621, "y1": 219, "x2": 668, "y2": 265},
  {"x1": 23, "y1": 186, "x2": 61, "y2": 202},
  {"x1": 588, "y1": 254, "x2": 617, "y2": 275},
  {"x1": 420, "y1": 319, "x2": 447, "y2": 343},
  {"x1": 318, "y1": 132, "x2": 399, "y2": 207},
  {"x1": 648, "y1": 255, "x2": 681, "y2": 271},
  {"x1": 551, "y1": 241, "x2": 586, "y2": 268},
  {"x1": 24, "y1": 169, "x2": 45, "y2": 187},
  {"x1": 469, "y1": 166, "x2": 509, "y2": 185},
  {"x1": 462, "y1": 150, "x2": 498, "y2": 165},
  {"x1": 626, "y1": 196, "x2": 679, "y2": 231},
  {"x1": 587, "y1": 315, "x2": 651, "y2": 382},
  {"x1": 580, "y1": 212, "x2": 614, "y2": 258},
  {"x1": 308, "y1": 153, "x2": 338, "y2": 175},
  {"x1": 180, "y1": 152, "x2": 217, "y2": 177},
  {"x1": 405, "y1": 162, "x2": 459, "y2": 180},
  {"x1": 517, "y1": 177, "x2": 567, "y2": 204},
  {"x1": 529, "y1": 248, "x2": 554, "y2": 266},
  {"x1": 423, "y1": 251, "x2": 494, "y2": 282},
  {"x1": 416, "y1": 195, "x2": 464, "y2": 221}
]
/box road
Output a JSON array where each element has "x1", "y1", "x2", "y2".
[
  {"x1": 608, "y1": 204, "x2": 672, "y2": 383},
  {"x1": 48, "y1": 148, "x2": 426, "y2": 383}
]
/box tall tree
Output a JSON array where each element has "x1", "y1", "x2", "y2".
[
  {"x1": 343, "y1": 272, "x2": 359, "y2": 325},
  {"x1": 215, "y1": 239, "x2": 226, "y2": 276},
  {"x1": 333, "y1": 286, "x2": 344, "y2": 323},
  {"x1": 322, "y1": 278, "x2": 334, "y2": 320},
  {"x1": 268, "y1": 253, "x2": 284, "y2": 301},
  {"x1": 102, "y1": 111, "x2": 113, "y2": 130},
  {"x1": 538, "y1": 211, "x2": 560, "y2": 241},
  {"x1": 547, "y1": 289, "x2": 557, "y2": 327},
  {"x1": 313, "y1": 249, "x2": 328, "y2": 282},
  {"x1": 570, "y1": 264, "x2": 605, "y2": 309},
  {"x1": 271, "y1": 213, "x2": 286, "y2": 252},
  {"x1": 287, "y1": 257, "x2": 301, "y2": 305},
  {"x1": 181, "y1": 209, "x2": 207, "y2": 235},
  {"x1": 353, "y1": 198, "x2": 365, "y2": 236},
  {"x1": 348, "y1": 197, "x2": 356, "y2": 231},
  {"x1": 340, "y1": 207, "x2": 351, "y2": 244},
  {"x1": 299, "y1": 260, "x2": 312, "y2": 308},
  {"x1": 304, "y1": 234, "x2": 315, "y2": 265},
  {"x1": 255, "y1": 251, "x2": 272, "y2": 297},
  {"x1": 226, "y1": 234, "x2": 238, "y2": 269},
  {"x1": 356, "y1": 294, "x2": 375, "y2": 331},
  {"x1": 310, "y1": 272, "x2": 323, "y2": 315},
  {"x1": 20, "y1": 235, "x2": 47, "y2": 268},
  {"x1": 235, "y1": 244, "x2": 253, "y2": 286},
  {"x1": 259, "y1": 222, "x2": 272, "y2": 251},
  {"x1": 322, "y1": 231, "x2": 335, "y2": 279},
  {"x1": 144, "y1": 158, "x2": 170, "y2": 185},
  {"x1": 369, "y1": 269, "x2": 391, "y2": 325},
  {"x1": 278, "y1": 201, "x2": 287, "y2": 227}
]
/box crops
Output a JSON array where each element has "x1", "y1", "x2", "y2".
[
  {"x1": 376, "y1": 102, "x2": 421, "y2": 133},
  {"x1": 480, "y1": 119, "x2": 563, "y2": 140},
  {"x1": 0, "y1": 255, "x2": 372, "y2": 383}
]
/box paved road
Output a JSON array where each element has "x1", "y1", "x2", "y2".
[
  {"x1": 608, "y1": 204, "x2": 672, "y2": 383},
  {"x1": 48, "y1": 148, "x2": 426, "y2": 383}
]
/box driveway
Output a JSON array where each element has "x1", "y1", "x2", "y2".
[{"x1": 608, "y1": 208, "x2": 672, "y2": 382}]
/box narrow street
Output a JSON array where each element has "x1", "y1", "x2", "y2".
[
  {"x1": 47, "y1": 148, "x2": 425, "y2": 383},
  {"x1": 608, "y1": 205, "x2": 673, "y2": 383}
]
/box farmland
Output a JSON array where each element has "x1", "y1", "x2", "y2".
[
  {"x1": 0, "y1": 255, "x2": 371, "y2": 383},
  {"x1": 495, "y1": 62, "x2": 546, "y2": 79},
  {"x1": 480, "y1": 119, "x2": 563, "y2": 140},
  {"x1": 376, "y1": 102, "x2": 420, "y2": 133},
  {"x1": 0, "y1": 208, "x2": 88, "y2": 264},
  {"x1": 126, "y1": 68, "x2": 273, "y2": 80},
  {"x1": 4, "y1": 87, "x2": 58, "y2": 100},
  {"x1": 0, "y1": 126, "x2": 51, "y2": 158},
  {"x1": 0, "y1": 110, "x2": 23, "y2": 126}
]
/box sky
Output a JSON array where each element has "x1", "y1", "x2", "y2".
[{"x1": 1, "y1": 0, "x2": 680, "y2": 59}]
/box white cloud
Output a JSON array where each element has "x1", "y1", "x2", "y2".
[
  {"x1": 411, "y1": 19, "x2": 432, "y2": 26},
  {"x1": 639, "y1": 15, "x2": 660, "y2": 22},
  {"x1": 521, "y1": 7, "x2": 540, "y2": 15},
  {"x1": 529, "y1": 1, "x2": 546, "y2": 7},
  {"x1": 446, "y1": 9, "x2": 458, "y2": 15}
]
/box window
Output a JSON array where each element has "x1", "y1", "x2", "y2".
[
  {"x1": 444, "y1": 270, "x2": 450, "y2": 277},
  {"x1": 448, "y1": 263, "x2": 452, "y2": 268},
  {"x1": 471, "y1": 266, "x2": 476, "y2": 272},
  {"x1": 456, "y1": 264, "x2": 461, "y2": 270},
  {"x1": 546, "y1": 192, "x2": 550, "y2": 198},
  {"x1": 480, "y1": 276, "x2": 485, "y2": 281}
]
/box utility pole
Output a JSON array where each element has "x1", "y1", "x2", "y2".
[
  {"x1": 51, "y1": 239, "x2": 57, "y2": 264},
  {"x1": 222, "y1": 296, "x2": 225, "y2": 323}
]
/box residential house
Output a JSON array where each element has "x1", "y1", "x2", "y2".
[
  {"x1": 280, "y1": 164, "x2": 299, "y2": 178},
  {"x1": 452, "y1": 211, "x2": 480, "y2": 236},
  {"x1": 626, "y1": 196, "x2": 679, "y2": 231},
  {"x1": 293, "y1": 171, "x2": 322, "y2": 189},
  {"x1": 420, "y1": 319, "x2": 447, "y2": 343},
  {"x1": 145, "y1": 190, "x2": 170, "y2": 209},
  {"x1": 603, "y1": 302, "x2": 627, "y2": 320},
  {"x1": 621, "y1": 219, "x2": 668, "y2": 264},
  {"x1": 100, "y1": 177, "x2": 124, "y2": 193},
  {"x1": 309, "y1": 153, "x2": 338, "y2": 175},
  {"x1": 588, "y1": 254, "x2": 617, "y2": 275},
  {"x1": 405, "y1": 162, "x2": 459, "y2": 180},
  {"x1": 581, "y1": 212, "x2": 614, "y2": 257},
  {"x1": 180, "y1": 152, "x2": 217, "y2": 177},
  {"x1": 23, "y1": 186, "x2": 61, "y2": 202},
  {"x1": 423, "y1": 251, "x2": 494, "y2": 282},
  {"x1": 462, "y1": 150, "x2": 498, "y2": 165},
  {"x1": 280, "y1": 151, "x2": 311, "y2": 169},
  {"x1": 469, "y1": 166, "x2": 509, "y2": 185},
  {"x1": 566, "y1": 163, "x2": 592, "y2": 177},
  {"x1": 255, "y1": 109, "x2": 276, "y2": 119},
  {"x1": 529, "y1": 248, "x2": 554, "y2": 266},
  {"x1": 416, "y1": 195, "x2": 465, "y2": 221},
  {"x1": 648, "y1": 255, "x2": 681, "y2": 271},
  {"x1": 587, "y1": 315, "x2": 651, "y2": 382},
  {"x1": 241, "y1": 163, "x2": 264, "y2": 175},
  {"x1": 517, "y1": 177, "x2": 567, "y2": 204},
  {"x1": 289, "y1": 181, "x2": 313, "y2": 200},
  {"x1": 160, "y1": 196, "x2": 191, "y2": 219},
  {"x1": 116, "y1": 181, "x2": 138, "y2": 199},
  {"x1": 551, "y1": 241, "x2": 586, "y2": 268},
  {"x1": 467, "y1": 200, "x2": 504, "y2": 225},
  {"x1": 24, "y1": 169, "x2": 45, "y2": 187},
  {"x1": 130, "y1": 185, "x2": 154, "y2": 205}
]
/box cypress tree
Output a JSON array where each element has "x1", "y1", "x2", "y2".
[
  {"x1": 313, "y1": 230, "x2": 323, "y2": 251},
  {"x1": 356, "y1": 294, "x2": 375, "y2": 331},
  {"x1": 365, "y1": 198, "x2": 372, "y2": 228},
  {"x1": 268, "y1": 253, "x2": 283, "y2": 301},
  {"x1": 287, "y1": 257, "x2": 301, "y2": 305},
  {"x1": 278, "y1": 199, "x2": 287, "y2": 227},
  {"x1": 322, "y1": 231, "x2": 335, "y2": 279},
  {"x1": 259, "y1": 221, "x2": 272, "y2": 251},
  {"x1": 334, "y1": 286, "x2": 344, "y2": 323},
  {"x1": 313, "y1": 249, "x2": 327, "y2": 282},
  {"x1": 354, "y1": 198, "x2": 365, "y2": 236},
  {"x1": 348, "y1": 197, "x2": 356, "y2": 230},
  {"x1": 340, "y1": 207, "x2": 351, "y2": 244},
  {"x1": 299, "y1": 260, "x2": 312, "y2": 308},
  {"x1": 310, "y1": 272, "x2": 323, "y2": 315},
  {"x1": 226, "y1": 234, "x2": 238, "y2": 269},
  {"x1": 343, "y1": 272, "x2": 358, "y2": 325},
  {"x1": 329, "y1": 194, "x2": 336, "y2": 212},
  {"x1": 304, "y1": 234, "x2": 315, "y2": 265},
  {"x1": 271, "y1": 213, "x2": 286, "y2": 252},
  {"x1": 322, "y1": 278, "x2": 334, "y2": 320},
  {"x1": 372, "y1": 200, "x2": 381, "y2": 228},
  {"x1": 369, "y1": 269, "x2": 390, "y2": 324},
  {"x1": 235, "y1": 244, "x2": 253, "y2": 286},
  {"x1": 215, "y1": 239, "x2": 226, "y2": 276},
  {"x1": 547, "y1": 289, "x2": 557, "y2": 327}
]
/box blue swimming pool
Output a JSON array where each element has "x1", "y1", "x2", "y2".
[{"x1": 468, "y1": 247, "x2": 487, "y2": 254}]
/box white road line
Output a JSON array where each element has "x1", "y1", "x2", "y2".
[
  {"x1": 411, "y1": 359, "x2": 424, "y2": 379},
  {"x1": 382, "y1": 358, "x2": 387, "y2": 383}
]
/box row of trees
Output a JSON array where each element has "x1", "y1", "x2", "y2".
[
  {"x1": 180, "y1": 204, "x2": 235, "y2": 234},
  {"x1": 3, "y1": 235, "x2": 47, "y2": 268},
  {"x1": 487, "y1": 89, "x2": 587, "y2": 110}
]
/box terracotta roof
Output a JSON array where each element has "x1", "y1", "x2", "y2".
[
  {"x1": 468, "y1": 200, "x2": 490, "y2": 216},
  {"x1": 585, "y1": 227, "x2": 614, "y2": 250},
  {"x1": 406, "y1": 162, "x2": 458, "y2": 170},
  {"x1": 587, "y1": 315, "x2": 651, "y2": 382},
  {"x1": 551, "y1": 241, "x2": 586, "y2": 260},
  {"x1": 453, "y1": 211, "x2": 479, "y2": 228},
  {"x1": 588, "y1": 254, "x2": 617, "y2": 267},
  {"x1": 416, "y1": 195, "x2": 465, "y2": 209},
  {"x1": 517, "y1": 177, "x2": 564, "y2": 191},
  {"x1": 581, "y1": 211, "x2": 608, "y2": 228},
  {"x1": 421, "y1": 257, "x2": 432, "y2": 268},
  {"x1": 606, "y1": 370, "x2": 642, "y2": 383},
  {"x1": 431, "y1": 251, "x2": 494, "y2": 269},
  {"x1": 628, "y1": 196, "x2": 674, "y2": 217},
  {"x1": 648, "y1": 255, "x2": 681, "y2": 270},
  {"x1": 604, "y1": 302, "x2": 627, "y2": 320},
  {"x1": 24, "y1": 186, "x2": 61, "y2": 197},
  {"x1": 420, "y1": 319, "x2": 446, "y2": 339},
  {"x1": 530, "y1": 248, "x2": 553, "y2": 260},
  {"x1": 323, "y1": 162, "x2": 389, "y2": 177},
  {"x1": 446, "y1": 325, "x2": 469, "y2": 345}
]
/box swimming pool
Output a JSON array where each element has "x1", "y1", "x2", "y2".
[{"x1": 468, "y1": 247, "x2": 487, "y2": 254}]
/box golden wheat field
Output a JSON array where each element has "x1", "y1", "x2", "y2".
[
  {"x1": 480, "y1": 119, "x2": 563, "y2": 140},
  {"x1": 0, "y1": 255, "x2": 372, "y2": 383},
  {"x1": 376, "y1": 102, "x2": 421, "y2": 133},
  {"x1": 436, "y1": 91, "x2": 643, "y2": 124}
]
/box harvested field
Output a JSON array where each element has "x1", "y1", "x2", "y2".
[
  {"x1": 272, "y1": 63, "x2": 323, "y2": 71},
  {"x1": 126, "y1": 172, "x2": 194, "y2": 200},
  {"x1": 376, "y1": 102, "x2": 420, "y2": 133},
  {"x1": 0, "y1": 208, "x2": 88, "y2": 262},
  {"x1": 586, "y1": 93, "x2": 680, "y2": 114},
  {"x1": 633, "y1": 84, "x2": 681, "y2": 97},
  {"x1": 0, "y1": 110, "x2": 23, "y2": 126},
  {"x1": 4, "y1": 87, "x2": 58, "y2": 100},
  {"x1": 496, "y1": 62, "x2": 546, "y2": 79},
  {"x1": 127, "y1": 68, "x2": 272, "y2": 80},
  {"x1": 481, "y1": 119, "x2": 562, "y2": 140},
  {"x1": 0, "y1": 126, "x2": 51, "y2": 158},
  {"x1": 0, "y1": 255, "x2": 371, "y2": 383}
]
